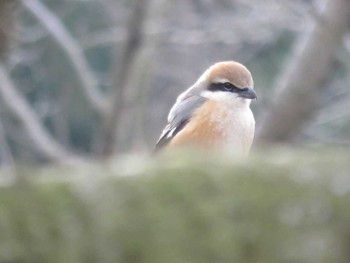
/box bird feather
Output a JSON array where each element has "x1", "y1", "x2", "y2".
[{"x1": 155, "y1": 95, "x2": 206, "y2": 150}]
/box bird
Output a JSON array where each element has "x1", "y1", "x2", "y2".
[{"x1": 155, "y1": 61, "x2": 257, "y2": 155}]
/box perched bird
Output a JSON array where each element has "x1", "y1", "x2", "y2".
[{"x1": 155, "y1": 61, "x2": 257, "y2": 155}]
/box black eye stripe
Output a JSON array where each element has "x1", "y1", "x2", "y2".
[{"x1": 208, "y1": 82, "x2": 242, "y2": 93}]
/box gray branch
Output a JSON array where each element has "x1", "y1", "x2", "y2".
[
  {"x1": 0, "y1": 63, "x2": 82, "y2": 163},
  {"x1": 22, "y1": 0, "x2": 109, "y2": 115},
  {"x1": 100, "y1": 0, "x2": 152, "y2": 156}
]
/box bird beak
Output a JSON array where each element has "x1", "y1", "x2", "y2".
[{"x1": 238, "y1": 87, "x2": 257, "y2": 100}]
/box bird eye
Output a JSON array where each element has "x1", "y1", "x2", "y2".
[
  {"x1": 209, "y1": 82, "x2": 240, "y2": 93},
  {"x1": 223, "y1": 82, "x2": 233, "y2": 91}
]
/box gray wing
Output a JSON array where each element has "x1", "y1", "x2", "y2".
[{"x1": 155, "y1": 95, "x2": 206, "y2": 150}]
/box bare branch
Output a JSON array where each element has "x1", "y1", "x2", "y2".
[
  {"x1": 81, "y1": 27, "x2": 277, "y2": 49},
  {"x1": 100, "y1": 0, "x2": 152, "y2": 156},
  {"x1": 0, "y1": 63, "x2": 81, "y2": 163},
  {"x1": 21, "y1": 0, "x2": 109, "y2": 115},
  {"x1": 257, "y1": 0, "x2": 350, "y2": 143},
  {"x1": 0, "y1": 0, "x2": 18, "y2": 57},
  {"x1": 314, "y1": 94, "x2": 350, "y2": 125},
  {"x1": 0, "y1": 116, "x2": 16, "y2": 185},
  {"x1": 115, "y1": 0, "x2": 173, "y2": 151}
]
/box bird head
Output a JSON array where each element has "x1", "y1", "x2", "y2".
[{"x1": 193, "y1": 61, "x2": 257, "y2": 106}]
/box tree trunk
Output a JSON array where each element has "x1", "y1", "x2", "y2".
[
  {"x1": 100, "y1": 0, "x2": 151, "y2": 156},
  {"x1": 257, "y1": 0, "x2": 350, "y2": 143},
  {"x1": 0, "y1": 0, "x2": 18, "y2": 57}
]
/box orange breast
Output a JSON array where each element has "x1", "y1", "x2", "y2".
[{"x1": 168, "y1": 100, "x2": 225, "y2": 150}]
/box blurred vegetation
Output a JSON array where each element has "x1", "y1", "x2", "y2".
[
  {"x1": 1, "y1": 1, "x2": 349, "y2": 261},
  {"x1": 0, "y1": 0, "x2": 349, "y2": 165},
  {"x1": 0, "y1": 0, "x2": 17, "y2": 56},
  {"x1": 0, "y1": 149, "x2": 350, "y2": 262}
]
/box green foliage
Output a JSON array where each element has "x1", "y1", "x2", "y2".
[{"x1": 0, "y1": 149, "x2": 350, "y2": 262}]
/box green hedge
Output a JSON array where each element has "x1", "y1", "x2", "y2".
[{"x1": 0, "y1": 149, "x2": 350, "y2": 262}]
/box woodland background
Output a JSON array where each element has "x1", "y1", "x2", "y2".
[
  {"x1": 0, "y1": 0, "x2": 349, "y2": 166},
  {"x1": 1, "y1": 1, "x2": 350, "y2": 262}
]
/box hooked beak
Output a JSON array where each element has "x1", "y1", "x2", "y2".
[{"x1": 238, "y1": 87, "x2": 257, "y2": 100}]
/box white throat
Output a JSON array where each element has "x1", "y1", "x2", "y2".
[
  {"x1": 200, "y1": 90, "x2": 252, "y2": 108},
  {"x1": 201, "y1": 90, "x2": 255, "y2": 155}
]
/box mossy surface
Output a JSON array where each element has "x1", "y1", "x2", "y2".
[{"x1": 1, "y1": 149, "x2": 350, "y2": 262}]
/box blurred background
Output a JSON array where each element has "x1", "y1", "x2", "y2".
[{"x1": 0, "y1": 0, "x2": 349, "y2": 165}]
